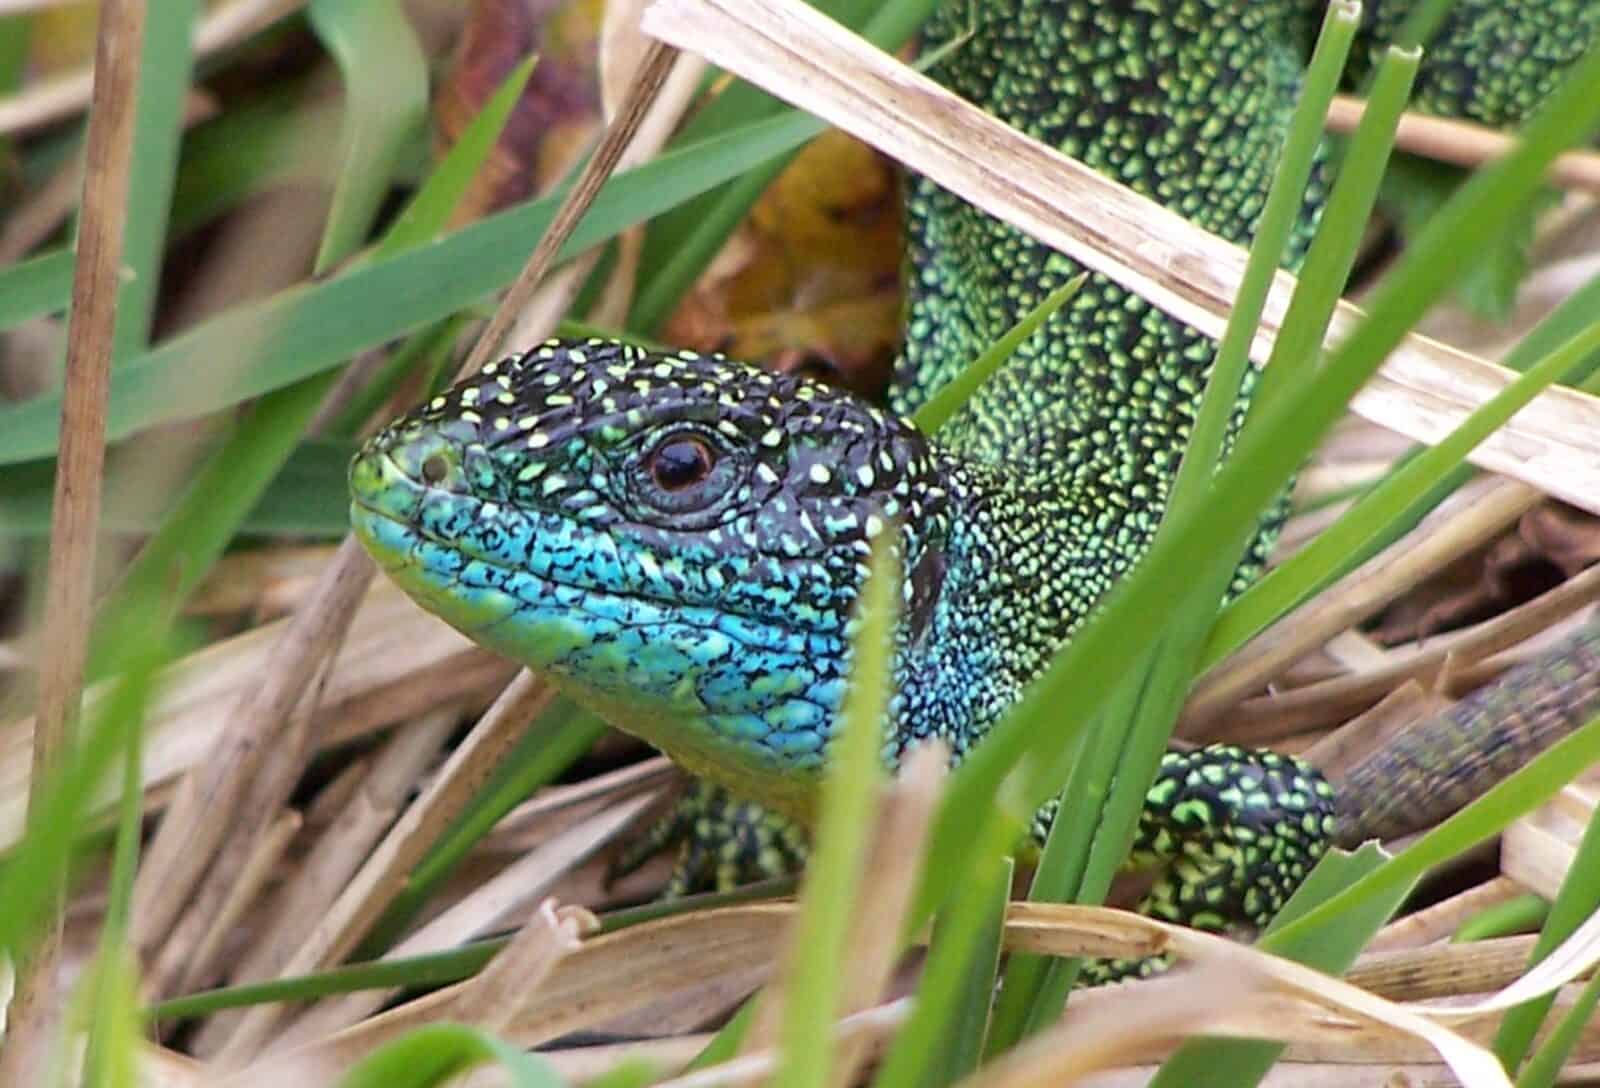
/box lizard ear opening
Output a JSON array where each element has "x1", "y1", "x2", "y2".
[{"x1": 906, "y1": 545, "x2": 946, "y2": 649}]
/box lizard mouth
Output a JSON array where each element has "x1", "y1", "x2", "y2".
[{"x1": 350, "y1": 484, "x2": 842, "y2": 804}]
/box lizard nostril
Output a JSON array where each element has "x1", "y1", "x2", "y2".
[{"x1": 421, "y1": 452, "x2": 451, "y2": 485}]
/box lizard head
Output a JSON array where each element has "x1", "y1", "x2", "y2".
[{"x1": 350, "y1": 337, "x2": 952, "y2": 814}]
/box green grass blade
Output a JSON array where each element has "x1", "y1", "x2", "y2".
[
  {"x1": 89, "y1": 49, "x2": 538, "y2": 688},
  {"x1": 873, "y1": 821, "x2": 1017, "y2": 1088},
  {"x1": 336, "y1": 1023, "x2": 563, "y2": 1088},
  {"x1": 355, "y1": 705, "x2": 607, "y2": 958},
  {"x1": 0, "y1": 436, "x2": 356, "y2": 538},
  {"x1": 0, "y1": 14, "x2": 28, "y2": 93},
  {"x1": 1168, "y1": 0, "x2": 1361, "y2": 517},
  {"x1": 24, "y1": 67, "x2": 534, "y2": 556},
  {"x1": 1208, "y1": 314, "x2": 1600, "y2": 669},
  {"x1": 984, "y1": 651, "x2": 1152, "y2": 1050},
  {"x1": 1516, "y1": 967, "x2": 1600, "y2": 1088},
  {"x1": 0, "y1": 248, "x2": 74, "y2": 329},
  {"x1": 1494, "y1": 802, "x2": 1600, "y2": 1068},
  {"x1": 372, "y1": 58, "x2": 538, "y2": 263},
  {"x1": 1251, "y1": 43, "x2": 1420, "y2": 416},
  {"x1": 1211, "y1": 264, "x2": 1600, "y2": 665},
  {"x1": 307, "y1": 0, "x2": 429, "y2": 273},
  {"x1": 81, "y1": 945, "x2": 142, "y2": 1088},
  {"x1": 584, "y1": 1059, "x2": 660, "y2": 1088},
  {"x1": 1155, "y1": 718, "x2": 1600, "y2": 1088},
  {"x1": 687, "y1": 1000, "x2": 758, "y2": 1071},
  {"x1": 1452, "y1": 894, "x2": 1549, "y2": 943},
  {"x1": 773, "y1": 536, "x2": 898, "y2": 1088},
  {"x1": 1393, "y1": 0, "x2": 1469, "y2": 50},
  {"x1": 0, "y1": 109, "x2": 823, "y2": 466},
  {"x1": 104, "y1": 373, "x2": 336, "y2": 619},
  {"x1": 1272, "y1": 712, "x2": 1600, "y2": 951},
  {"x1": 0, "y1": 640, "x2": 160, "y2": 958},
  {"x1": 150, "y1": 876, "x2": 799, "y2": 1024},
  {"x1": 150, "y1": 943, "x2": 504, "y2": 1023},
  {"x1": 1149, "y1": 844, "x2": 1405, "y2": 1088},
  {"x1": 113, "y1": 0, "x2": 196, "y2": 358},
  {"x1": 912, "y1": 274, "x2": 1085, "y2": 434},
  {"x1": 986, "y1": 4, "x2": 1372, "y2": 1046},
  {"x1": 166, "y1": 82, "x2": 339, "y2": 240}
]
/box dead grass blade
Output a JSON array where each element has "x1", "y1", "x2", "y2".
[
  {"x1": 1349, "y1": 933, "x2": 1548, "y2": 1001},
  {"x1": 958, "y1": 963, "x2": 1273, "y2": 1088},
  {"x1": 271, "y1": 789, "x2": 662, "y2": 1049},
  {"x1": 741, "y1": 742, "x2": 946, "y2": 1075},
  {"x1": 1327, "y1": 95, "x2": 1600, "y2": 193},
  {"x1": 213, "y1": 672, "x2": 556, "y2": 1065},
  {"x1": 222, "y1": 904, "x2": 794, "y2": 1086},
  {"x1": 4, "y1": 0, "x2": 146, "y2": 1077},
  {"x1": 1002, "y1": 903, "x2": 1510, "y2": 1086},
  {"x1": 1365, "y1": 876, "x2": 1528, "y2": 953},
  {"x1": 1185, "y1": 477, "x2": 1546, "y2": 728},
  {"x1": 0, "y1": 580, "x2": 511, "y2": 852},
  {"x1": 0, "y1": 0, "x2": 307, "y2": 136},
  {"x1": 640, "y1": 0, "x2": 1600, "y2": 513},
  {"x1": 1503, "y1": 764, "x2": 1600, "y2": 899},
  {"x1": 128, "y1": 29, "x2": 687, "y2": 1026},
  {"x1": 190, "y1": 708, "x2": 460, "y2": 1057}
]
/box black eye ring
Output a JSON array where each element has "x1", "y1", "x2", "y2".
[{"x1": 647, "y1": 435, "x2": 716, "y2": 492}]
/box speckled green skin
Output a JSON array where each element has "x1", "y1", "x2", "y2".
[{"x1": 352, "y1": 1, "x2": 1599, "y2": 927}]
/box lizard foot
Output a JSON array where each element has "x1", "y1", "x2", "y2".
[
  {"x1": 610, "y1": 779, "x2": 810, "y2": 896},
  {"x1": 1036, "y1": 745, "x2": 1339, "y2": 985}
]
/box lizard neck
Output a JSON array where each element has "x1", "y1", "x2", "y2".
[{"x1": 889, "y1": 452, "x2": 1117, "y2": 758}]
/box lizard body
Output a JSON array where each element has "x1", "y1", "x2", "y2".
[{"x1": 352, "y1": 0, "x2": 1600, "y2": 927}]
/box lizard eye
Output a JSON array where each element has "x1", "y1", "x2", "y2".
[
  {"x1": 625, "y1": 428, "x2": 745, "y2": 524},
  {"x1": 647, "y1": 435, "x2": 715, "y2": 491}
]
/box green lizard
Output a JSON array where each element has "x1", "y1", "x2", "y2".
[{"x1": 350, "y1": 0, "x2": 1600, "y2": 933}]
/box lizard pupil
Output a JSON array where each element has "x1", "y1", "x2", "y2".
[{"x1": 649, "y1": 436, "x2": 714, "y2": 492}]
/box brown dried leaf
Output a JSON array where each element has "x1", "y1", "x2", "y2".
[
  {"x1": 1509, "y1": 504, "x2": 1600, "y2": 579},
  {"x1": 437, "y1": 0, "x2": 603, "y2": 221},
  {"x1": 662, "y1": 129, "x2": 902, "y2": 397}
]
